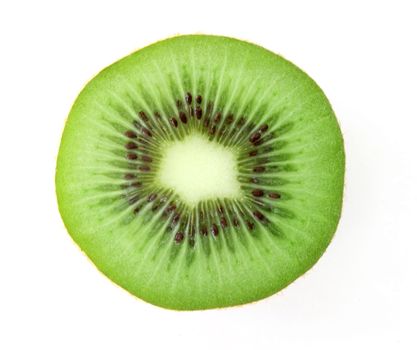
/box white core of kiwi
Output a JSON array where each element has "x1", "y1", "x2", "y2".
[{"x1": 156, "y1": 134, "x2": 242, "y2": 207}]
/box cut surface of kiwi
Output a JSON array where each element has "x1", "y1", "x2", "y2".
[{"x1": 56, "y1": 35, "x2": 345, "y2": 310}]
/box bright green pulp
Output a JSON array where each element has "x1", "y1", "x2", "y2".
[{"x1": 56, "y1": 35, "x2": 345, "y2": 310}]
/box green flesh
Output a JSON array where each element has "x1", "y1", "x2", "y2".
[{"x1": 56, "y1": 35, "x2": 345, "y2": 310}]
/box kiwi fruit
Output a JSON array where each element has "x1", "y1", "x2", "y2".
[{"x1": 56, "y1": 35, "x2": 344, "y2": 310}]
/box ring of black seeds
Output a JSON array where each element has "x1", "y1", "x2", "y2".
[{"x1": 122, "y1": 93, "x2": 281, "y2": 246}]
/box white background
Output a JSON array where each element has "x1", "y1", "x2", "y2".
[{"x1": 1, "y1": 0, "x2": 416, "y2": 349}]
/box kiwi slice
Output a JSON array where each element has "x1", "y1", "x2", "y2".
[{"x1": 56, "y1": 35, "x2": 344, "y2": 310}]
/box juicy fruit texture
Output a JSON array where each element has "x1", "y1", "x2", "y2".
[{"x1": 56, "y1": 35, "x2": 345, "y2": 310}]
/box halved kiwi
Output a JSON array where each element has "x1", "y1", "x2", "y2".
[{"x1": 56, "y1": 35, "x2": 344, "y2": 310}]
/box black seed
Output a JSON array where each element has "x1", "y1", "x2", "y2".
[
  {"x1": 131, "y1": 182, "x2": 141, "y2": 188},
  {"x1": 124, "y1": 173, "x2": 135, "y2": 180},
  {"x1": 226, "y1": 114, "x2": 234, "y2": 124},
  {"x1": 250, "y1": 132, "x2": 262, "y2": 143},
  {"x1": 170, "y1": 118, "x2": 178, "y2": 128},
  {"x1": 214, "y1": 112, "x2": 221, "y2": 124},
  {"x1": 175, "y1": 232, "x2": 184, "y2": 243},
  {"x1": 125, "y1": 142, "x2": 138, "y2": 150},
  {"x1": 195, "y1": 106, "x2": 202, "y2": 119},
  {"x1": 203, "y1": 118, "x2": 210, "y2": 128},
  {"x1": 142, "y1": 128, "x2": 152, "y2": 137},
  {"x1": 176, "y1": 100, "x2": 182, "y2": 108},
  {"x1": 232, "y1": 217, "x2": 240, "y2": 227},
  {"x1": 124, "y1": 130, "x2": 137, "y2": 138},
  {"x1": 141, "y1": 155, "x2": 153, "y2": 162},
  {"x1": 172, "y1": 213, "x2": 180, "y2": 224},
  {"x1": 268, "y1": 192, "x2": 281, "y2": 199},
  {"x1": 249, "y1": 150, "x2": 258, "y2": 157},
  {"x1": 196, "y1": 95, "x2": 202, "y2": 104},
  {"x1": 179, "y1": 112, "x2": 187, "y2": 124},
  {"x1": 209, "y1": 126, "x2": 216, "y2": 135},
  {"x1": 139, "y1": 165, "x2": 150, "y2": 172},
  {"x1": 201, "y1": 226, "x2": 208, "y2": 236},
  {"x1": 128, "y1": 195, "x2": 140, "y2": 204},
  {"x1": 252, "y1": 189, "x2": 264, "y2": 197},
  {"x1": 253, "y1": 139, "x2": 264, "y2": 146},
  {"x1": 152, "y1": 203, "x2": 160, "y2": 211},
  {"x1": 133, "y1": 206, "x2": 142, "y2": 214},
  {"x1": 220, "y1": 217, "x2": 228, "y2": 228},
  {"x1": 185, "y1": 92, "x2": 192, "y2": 105},
  {"x1": 253, "y1": 210, "x2": 265, "y2": 221},
  {"x1": 166, "y1": 204, "x2": 176, "y2": 213},
  {"x1": 260, "y1": 124, "x2": 269, "y2": 132},
  {"x1": 147, "y1": 193, "x2": 157, "y2": 202},
  {"x1": 211, "y1": 223, "x2": 219, "y2": 236},
  {"x1": 139, "y1": 111, "x2": 148, "y2": 122},
  {"x1": 127, "y1": 153, "x2": 138, "y2": 160},
  {"x1": 253, "y1": 166, "x2": 266, "y2": 173},
  {"x1": 246, "y1": 221, "x2": 255, "y2": 230}
]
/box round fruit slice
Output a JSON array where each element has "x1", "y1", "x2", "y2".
[{"x1": 56, "y1": 35, "x2": 345, "y2": 310}]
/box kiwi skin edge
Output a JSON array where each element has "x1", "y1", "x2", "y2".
[{"x1": 56, "y1": 35, "x2": 345, "y2": 311}]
